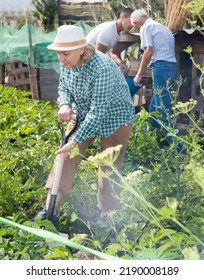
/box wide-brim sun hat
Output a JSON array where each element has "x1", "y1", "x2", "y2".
[{"x1": 47, "y1": 25, "x2": 88, "y2": 51}]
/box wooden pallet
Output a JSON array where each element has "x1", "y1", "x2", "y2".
[
  {"x1": 4, "y1": 60, "x2": 39, "y2": 99},
  {"x1": 5, "y1": 61, "x2": 31, "y2": 91}
]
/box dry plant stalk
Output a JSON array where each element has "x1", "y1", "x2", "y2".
[{"x1": 165, "y1": 0, "x2": 190, "y2": 31}]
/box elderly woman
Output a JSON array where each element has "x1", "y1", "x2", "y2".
[{"x1": 35, "y1": 25, "x2": 135, "y2": 223}]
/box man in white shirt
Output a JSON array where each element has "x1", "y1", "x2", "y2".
[
  {"x1": 86, "y1": 8, "x2": 133, "y2": 55},
  {"x1": 86, "y1": 20, "x2": 121, "y2": 53},
  {"x1": 86, "y1": 7, "x2": 141, "y2": 97}
]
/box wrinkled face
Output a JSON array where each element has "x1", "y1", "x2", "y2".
[
  {"x1": 122, "y1": 16, "x2": 133, "y2": 32},
  {"x1": 131, "y1": 20, "x2": 141, "y2": 31},
  {"x1": 56, "y1": 48, "x2": 84, "y2": 69}
]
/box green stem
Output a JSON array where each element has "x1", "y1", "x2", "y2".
[
  {"x1": 150, "y1": 115, "x2": 203, "y2": 152},
  {"x1": 106, "y1": 165, "x2": 204, "y2": 248},
  {"x1": 187, "y1": 113, "x2": 204, "y2": 135}
]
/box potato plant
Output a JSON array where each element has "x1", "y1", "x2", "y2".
[{"x1": 0, "y1": 83, "x2": 204, "y2": 260}]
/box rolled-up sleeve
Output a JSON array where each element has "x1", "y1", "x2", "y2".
[{"x1": 57, "y1": 66, "x2": 74, "y2": 107}]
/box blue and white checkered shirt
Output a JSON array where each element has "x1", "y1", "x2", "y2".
[{"x1": 57, "y1": 51, "x2": 135, "y2": 144}]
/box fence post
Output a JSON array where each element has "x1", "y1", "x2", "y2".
[{"x1": 27, "y1": 21, "x2": 39, "y2": 100}]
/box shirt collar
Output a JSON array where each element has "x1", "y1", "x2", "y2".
[{"x1": 71, "y1": 66, "x2": 80, "y2": 72}]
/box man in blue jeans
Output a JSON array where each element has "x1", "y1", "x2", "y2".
[{"x1": 131, "y1": 9, "x2": 182, "y2": 150}]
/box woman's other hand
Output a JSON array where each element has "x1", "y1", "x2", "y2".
[
  {"x1": 58, "y1": 105, "x2": 73, "y2": 123},
  {"x1": 55, "y1": 139, "x2": 76, "y2": 160}
]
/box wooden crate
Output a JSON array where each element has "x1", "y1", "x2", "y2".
[
  {"x1": 127, "y1": 56, "x2": 153, "y2": 111},
  {"x1": 5, "y1": 61, "x2": 31, "y2": 91}
]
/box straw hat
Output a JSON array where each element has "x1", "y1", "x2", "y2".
[{"x1": 47, "y1": 25, "x2": 87, "y2": 51}]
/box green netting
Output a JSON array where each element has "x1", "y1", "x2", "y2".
[
  {"x1": 74, "y1": 20, "x2": 93, "y2": 35},
  {"x1": 0, "y1": 21, "x2": 93, "y2": 72},
  {"x1": 0, "y1": 22, "x2": 17, "y2": 44}
]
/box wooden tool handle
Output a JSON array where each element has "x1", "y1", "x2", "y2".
[{"x1": 51, "y1": 154, "x2": 64, "y2": 195}]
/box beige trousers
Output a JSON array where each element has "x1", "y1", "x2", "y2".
[{"x1": 45, "y1": 124, "x2": 132, "y2": 213}]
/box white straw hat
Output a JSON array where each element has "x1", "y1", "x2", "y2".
[{"x1": 47, "y1": 25, "x2": 87, "y2": 51}]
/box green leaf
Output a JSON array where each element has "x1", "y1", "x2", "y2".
[
  {"x1": 21, "y1": 253, "x2": 31, "y2": 260},
  {"x1": 105, "y1": 243, "x2": 123, "y2": 255},
  {"x1": 0, "y1": 217, "x2": 119, "y2": 260}
]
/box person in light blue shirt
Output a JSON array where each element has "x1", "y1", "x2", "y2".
[{"x1": 131, "y1": 9, "x2": 182, "y2": 151}]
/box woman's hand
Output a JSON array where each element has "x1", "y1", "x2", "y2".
[
  {"x1": 58, "y1": 105, "x2": 73, "y2": 123},
  {"x1": 55, "y1": 139, "x2": 77, "y2": 160}
]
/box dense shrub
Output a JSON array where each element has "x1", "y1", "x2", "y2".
[{"x1": 0, "y1": 85, "x2": 60, "y2": 217}]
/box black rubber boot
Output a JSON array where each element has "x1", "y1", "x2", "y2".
[
  {"x1": 32, "y1": 207, "x2": 59, "y2": 226},
  {"x1": 33, "y1": 208, "x2": 47, "y2": 221}
]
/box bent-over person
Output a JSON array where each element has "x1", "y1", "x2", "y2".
[{"x1": 33, "y1": 25, "x2": 135, "y2": 223}]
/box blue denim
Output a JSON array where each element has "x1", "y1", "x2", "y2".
[{"x1": 149, "y1": 60, "x2": 178, "y2": 145}]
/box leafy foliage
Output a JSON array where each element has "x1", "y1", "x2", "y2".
[
  {"x1": 182, "y1": 0, "x2": 204, "y2": 28},
  {"x1": 31, "y1": 0, "x2": 58, "y2": 32},
  {"x1": 0, "y1": 80, "x2": 204, "y2": 260},
  {"x1": 0, "y1": 85, "x2": 59, "y2": 217},
  {"x1": 107, "y1": 0, "x2": 165, "y2": 18},
  {"x1": 0, "y1": 215, "x2": 118, "y2": 260},
  {"x1": 0, "y1": 214, "x2": 74, "y2": 260}
]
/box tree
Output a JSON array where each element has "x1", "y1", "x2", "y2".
[
  {"x1": 31, "y1": 0, "x2": 58, "y2": 32},
  {"x1": 107, "y1": 0, "x2": 165, "y2": 18}
]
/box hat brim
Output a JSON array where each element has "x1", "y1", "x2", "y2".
[{"x1": 47, "y1": 43, "x2": 88, "y2": 51}]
